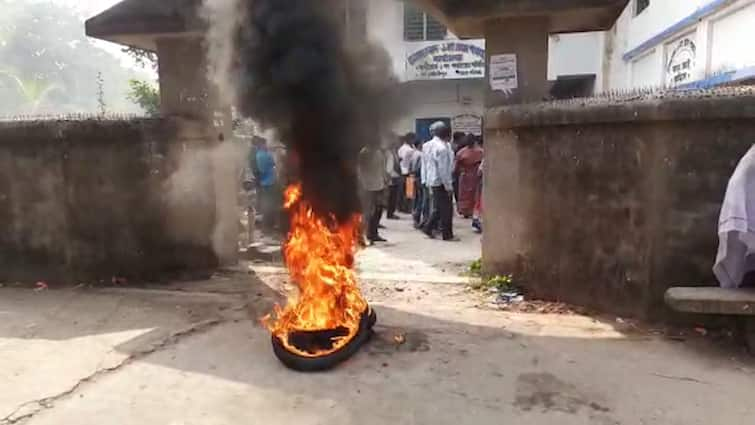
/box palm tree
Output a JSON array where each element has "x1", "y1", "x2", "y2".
[{"x1": 0, "y1": 69, "x2": 64, "y2": 114}]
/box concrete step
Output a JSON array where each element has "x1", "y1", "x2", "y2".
[{"x1": 665, "y1": 287, "x2": 755, "y2": 315}]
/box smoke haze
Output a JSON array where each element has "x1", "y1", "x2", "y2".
[{"x1": 205, "y1": 0, "x2": 400, "y2": 222}]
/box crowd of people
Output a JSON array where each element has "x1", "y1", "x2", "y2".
[
  {"x1": 241, "y1": 122, "x2": 485, "y2": 247},
  {"x1": 358, "y1": 121, "x2": 485, "y2": 245}
]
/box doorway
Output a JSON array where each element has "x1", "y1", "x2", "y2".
[{"x1": 415, "y1": 117, "x2": 451, "y2": 143}]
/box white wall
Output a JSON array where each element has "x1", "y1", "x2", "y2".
[
  {"x1": 627, "y1": 0, "x2": 710, "y2": 51},
  {"x1": 709, "y1": 2, "x2": 755, "y2": 72},
  {"x1": 630, "y1": 49, "x2": 663, "y2": 86},
  {"x1": 604, "y1": 0, "x2": 755, "y2": 90},
  {"x1": 366, "y1": 0, "x2": 406, "y2": 80},
  {"x1": 548, "y1": 32, "x2": 604, "y2": 86},
  {"x1": 392, "y1": 80, "x2": 484, "y2": 135}
]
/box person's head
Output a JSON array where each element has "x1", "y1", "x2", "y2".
[
  {"x1": 430, "y1": 121, "x2": 451, "y2": 140},
  {"x1": 430, "y1": 121, "x2": 451, "y2": 142},
  {"x1": 252, "y1": 136, "x2": 267, "y2": 149},
  {"x1": 464, "y1": 133, "x2": 478, "y2": 147},
  {"x1": 453, "y1": 131, "x2": 465, "y2": 144},
  {"x1": 404, "y1": 132, "x2": 416, "y2": 146}
]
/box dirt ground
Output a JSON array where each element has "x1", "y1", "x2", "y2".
[{"x1": 2, "y1": 214, "x2": 755, "y2": 424}]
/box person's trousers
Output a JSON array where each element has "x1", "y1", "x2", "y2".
[
  {"x1": 414, "y1": 184, "x2": 431, "y2": 228},
  {"x1": 398, "y1": 175, "x2": 411, "y2": 213},
  {"x1": 424, "y1": 186, "x2": 453, "y2": 239},
  {"x1": 412, "y1": 184, "x2": 424, "y2": 227},
  {"x1": 386, "y1": 184, "x2": 400, "y2": 217},
  {"x1": 259, "y1": 185, "x2": 281, "y2": 232},
  {"x1": 365, "y1": 190, "x2": 383, "y2": 240}
]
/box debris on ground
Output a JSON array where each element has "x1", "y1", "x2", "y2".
[
  {"x1": 500, "y1": 300, "x2": 586, "y2": 315},
  {"x1": 34, "y1": 281, "x2": 48, "y2": 292},
  {"x1": 393, "y1": 333, "x2": 406, "y2": 346},
  {"x1": 496, "y1": 291, "x2": 525, "y2": 306}
]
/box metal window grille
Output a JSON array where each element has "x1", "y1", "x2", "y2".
[
  {"x1": 635, "y1": 0, "x2": 650, "y2": 16},
  {"x1": 404, "y1": 4, "x2": 446, "y2": 41}
]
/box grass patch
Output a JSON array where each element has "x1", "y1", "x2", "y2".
[
  {"x1": 466, "y1": 258, "x2": 482, "y2": 277},
  {"x1": 470, "y1": 274, "x2": 518, "y2": 292}
]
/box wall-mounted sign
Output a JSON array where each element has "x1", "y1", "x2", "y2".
[
  {"x1": 452, "y1": 114, "x2": 482, "y2": 136},
  {"x1": 489, "y1": 54, "x2": 518, "y2": 94},
  {"x1": 666, "y1": 36, "x2": 697, "y2": 87},
  {"x1": 406, "y1": 39, "x2": 486, "y2": 81}
]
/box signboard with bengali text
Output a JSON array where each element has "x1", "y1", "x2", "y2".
[{"x1": 405, "y1": 39, "x2": 486, "y2": 81}]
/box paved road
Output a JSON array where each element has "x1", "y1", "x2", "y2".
[{"x1": 2, "y1": 214, "x2": 755, "y2": 424}]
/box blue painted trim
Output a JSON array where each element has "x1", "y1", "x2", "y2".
[
  {"x1": 623, "y1": 0, "x2": 734, "y2": 62},
  {"x1": 676, "y1": 66, "x2": 755, "y2": 89}
]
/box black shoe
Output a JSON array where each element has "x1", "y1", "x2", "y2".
[
  {"x1": 387, "y1": 215, "x2": 400, "y2": 220},
  {"x1": 443, "y1": 236, "x2": 460, "y2": 242},
  {"x1": 370, "y1": 235, "x2": 388, "y2": 243},
  {"x1": 423, "y1": 229, "x2": 436, "y2": 239},
  {"x1": 378, "y1": 224, "x2": 386, "y2": 229}
]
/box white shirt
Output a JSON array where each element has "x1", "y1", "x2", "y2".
[
  {"x1": 410, "y1": 149, "x2": 422, "y2": 175},
  {"x1": 398, "y1": 143, "x2": 414, "y2": 175},
  {"x1": 715, "y1": 145, "x2": 755, "y2": 288},
  {"x1": 423, "y1": 136, "x2": 454, "y2": 191}
]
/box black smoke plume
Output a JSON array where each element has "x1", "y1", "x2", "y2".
[{"x1": 229, "y1": 0, "x2": 398, "y2": 222}]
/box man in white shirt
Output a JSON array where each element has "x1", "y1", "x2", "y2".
[
  {"x1": 398, "y1": 134, "x2": 415, "y2": 176},
  {"x1": 397, "y1": 133, "x2": 416, "y2": 213},
  {"x1": 422, "y1": 121, "x2": 456, "y2": 241}
]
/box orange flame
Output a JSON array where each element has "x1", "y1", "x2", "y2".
[{"x1": 264, "y1": 183, "x2": 367, "y2": 357}]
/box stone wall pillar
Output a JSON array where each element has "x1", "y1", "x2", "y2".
[
  {"x1": 482, "y1": 17, "x2": 549, "y2": 275},
  {"x1": 484, "y1": 17, "x2": 550, "y2": 107},
  {"x1": 157, "y1": 37, "x2": 238, "y2": 266}
]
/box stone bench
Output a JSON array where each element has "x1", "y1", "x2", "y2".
[{"x1": 665, "y1": 287, "x2": 755, "y2": 352}]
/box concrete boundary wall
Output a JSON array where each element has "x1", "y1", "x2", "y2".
[
  {"x1": 483, "y1": 87, "x2": 755, "y2": 318},
  {"x1": 0, "y1": 118, "x2": 222, "y2": 283}
]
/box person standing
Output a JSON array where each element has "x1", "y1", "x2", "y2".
[
  {"x1": 451, "y1": 131, "x2": 466, "y2": 205},
  {"x1": 398, "y1": 133, "x2": 416, "y2": 213},
  {"x1": 384, "y1": 136, "x2": 402, "y2": 220},
  {"x1": 358, "y1": 144, "x2": 388, "y2": 244},
  {"x1": 423, "y1": 122, "x2": 455, "y2": 241},
  {"x1": 255, "y1": 137, "x2": 281, "y2": 233},
  {"x1": 455, "y1": 134, "x2": 484, "y2": 218},
  {"x1": 411, "y1": 138, "x2": 425, "y2": 229},
  {"x1": 472, "y1": 158, "x2": 484, "y2": 233},
  {"x1": 419, "y1": 134, "x2": 434, "y2": 230}
]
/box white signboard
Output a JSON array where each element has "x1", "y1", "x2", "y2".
[
  {"x1": 490, "y1": 54, "x2": 518, "y2": 92},
  {"x1": 406, "y1": 39, "x2": 486, "y2": 81},
  {"x1": 665, "y1": 36, "x2": 697, "y2": 87},
  {"x1": 452, "y1": 114, "x2": 483, "y2": 135}
]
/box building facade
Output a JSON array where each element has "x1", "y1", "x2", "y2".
[
  {"x1": 361, "y1": 0, "x2": 755, "y2": 139},
  {"x1": 605, "y1": 0, "x2": 755, "y2": 90},
  {"x1": 549, "y1": 0, "x2": 755, "y2": 92},
  {"x1": 365, "y1": 0, "x2": 487, "y2": 139}
]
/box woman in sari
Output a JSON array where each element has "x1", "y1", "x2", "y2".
[{"x1": 454, "y1": 135, "x2": 484, "y2": 218}]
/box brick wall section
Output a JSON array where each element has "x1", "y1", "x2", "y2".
[
  {"x1": 483, "y1": 89, "x2": 755, "y2": 318},
  {"x1": 0, "y1": 118, "x2": 220, "y2": 283}
]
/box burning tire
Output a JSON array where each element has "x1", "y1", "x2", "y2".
[{"x1": 271, "y1": 307, "x2": 377, "y2": 372}]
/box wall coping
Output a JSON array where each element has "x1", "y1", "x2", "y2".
[{"x1": 487, "y1": 86, "x2": 755, "y2": 129}]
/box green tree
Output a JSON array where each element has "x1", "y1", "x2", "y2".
[
  {"x1": 127, "y1": 79, "x2": 160, "y2": 117},
  {"x1": 0, "y1": 0, "x2": 148, "y2": 115}
]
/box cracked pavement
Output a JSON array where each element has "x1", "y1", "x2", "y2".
[{"x1": 2, "y1": 216, "x2": 755, "y2": 424}]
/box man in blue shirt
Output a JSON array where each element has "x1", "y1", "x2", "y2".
[{"x1": 253, "y1": 137, "x2": 280, "y2": 232}]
